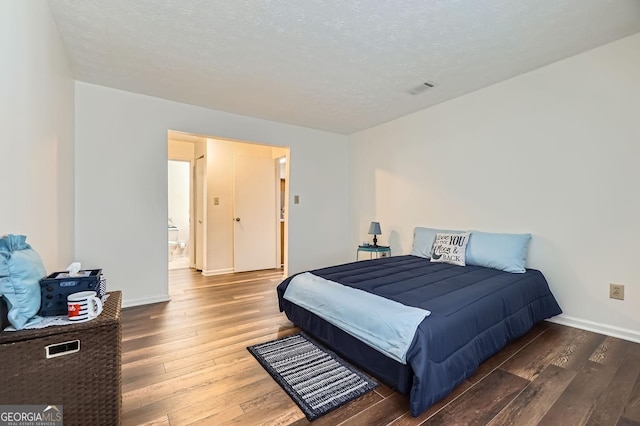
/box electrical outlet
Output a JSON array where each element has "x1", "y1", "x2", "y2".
[{"x1": 610, "y1": 283, "x2": 624, "y2": 300}]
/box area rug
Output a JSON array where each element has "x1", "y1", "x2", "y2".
[{"x1": 247, "y1": 332, "x2": 378, "y2": 421}]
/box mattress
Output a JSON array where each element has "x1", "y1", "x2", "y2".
[{"x1": 277, "y1": 255, "x2": 562, "y2": 416}]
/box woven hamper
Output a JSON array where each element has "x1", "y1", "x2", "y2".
[{"x1": 0, "y1": 291, "x2": 122, "y2": 426}]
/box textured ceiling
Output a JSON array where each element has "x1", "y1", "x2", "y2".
[{"x1": 48, "y1": 0, "x2": 640, "y2": 134}]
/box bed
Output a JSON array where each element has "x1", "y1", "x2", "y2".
[{"x1": 276, "y1": 250, "x2": 562, "y2": 417}]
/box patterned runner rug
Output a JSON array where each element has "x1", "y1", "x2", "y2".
[{"x1": 247, "y1": 332, "x2": 379, "y2": 421}]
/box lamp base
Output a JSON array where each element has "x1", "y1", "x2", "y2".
[{"x1": 372, "y1": 235, "x2": 378, "y2": 247}]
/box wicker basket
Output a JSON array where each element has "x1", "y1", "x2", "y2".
[{"x1": 0, "y1": 291, "x2": 122, "y2": 426}]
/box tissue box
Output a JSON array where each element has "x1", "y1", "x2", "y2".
[{"x1": 38, "y1": 269, "x2": 105, "y2": 316}]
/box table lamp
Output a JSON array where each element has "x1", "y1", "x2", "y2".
[{"x1": 368, "y1": 222, "x2": 382, "y2": 247}]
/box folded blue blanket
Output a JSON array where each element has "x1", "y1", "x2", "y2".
[{"x1": 284, "y1": 272, "x2": 430, "y2": 364}]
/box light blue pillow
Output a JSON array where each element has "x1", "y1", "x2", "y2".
[
  {"x1": 410, "y1": 227, "x2": 465, "y2": 259},
  {"x1": 465, "y1": 231, "x2": 532, "y2": 273},
  {"x1": 0, "y1": 235, "x2": 46, "y2": 329}
]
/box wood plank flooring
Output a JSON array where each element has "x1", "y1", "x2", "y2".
[{"x1": 121, "y1": 268, "x2": 640, "y2": 425}]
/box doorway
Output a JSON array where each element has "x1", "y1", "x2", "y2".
[
  {"x1": 167, "y1": 131, "x2": 289, "y2": 277},
  {"x1": 167, "y1": 160, "x2": 191, "y2": 270},
  {"x1": 277, "y1": 156, "x2": 286, "y2": 267},
  {"x1": 194, "y1": 156, "x2": 205, "y2": 271}
]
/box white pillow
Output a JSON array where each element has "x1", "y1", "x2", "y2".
[
  {"x1": 410, "y1": 227, "x2": 465, "y2": 259},
  {"x1": 430, "y1": 232, "x2": 470, "y2": 266}
]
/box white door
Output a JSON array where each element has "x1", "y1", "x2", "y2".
[
  {"x1": 233, "y1": 155, "x2": 277, "y2": 272},
  {"x1": 194, "y1": 156, "x2": 205, "y2": 270}
]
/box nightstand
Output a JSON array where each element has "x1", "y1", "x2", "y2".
[
  {"x1": 0, "y1": 291, "x2": 122, "y2": 425},
  {"x1": 357, "y1": 245, "x2": 391, "y2": 260}
]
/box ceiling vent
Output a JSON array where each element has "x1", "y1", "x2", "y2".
[{"x1": 408, "y1": 81, "x2": 437, "y2": 95}]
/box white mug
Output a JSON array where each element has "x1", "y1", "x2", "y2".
[{"x1": 67, "y1": 291, "x2": 103, "y2": 322}]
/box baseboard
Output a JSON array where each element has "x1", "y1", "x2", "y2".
[
  {"x1": 122, "y1": 294, "x2": 171, "y2": 308},
  {"x1": 547, "y1": 314, "x2": 640, "y2": 344},
  {"x1": 201, "y1": 268, "x2": 234, "y2": 277}
]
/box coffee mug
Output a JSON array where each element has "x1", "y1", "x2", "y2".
[{"x1": 67, "y1": 291, "x2": 103, "y2": 322}]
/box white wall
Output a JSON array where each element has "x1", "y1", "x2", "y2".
[
  {"x1": 75, "y1": 83, "x2": 349, "y2": 307},
  {"x1": 168, "y1": 139, "x2": 195, "y2": 161},
  {"x1": 348, "y1": 33, "x2": 640, "y2": 341},
  {"x1": 0, "y1": 1, "x2": 74, "y2": 271}
]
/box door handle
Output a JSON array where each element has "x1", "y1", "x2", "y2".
[{"x1": 234, "y1": 218, "x2": 241, "y2": 222}]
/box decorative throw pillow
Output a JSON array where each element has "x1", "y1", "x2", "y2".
[
  {"x1": 410, "y1": 227, "x2": 465, "y2": 259},
  {"x1": 430, "y1": 232, "x2": 470, "y2": 266}
]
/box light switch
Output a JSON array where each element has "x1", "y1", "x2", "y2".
[
  {"x1": 294, "y1": 195, "x2": 300, "y2": 204},
  {"x1": 213, "y1": 197, "x2": 220, "y2": 205}
]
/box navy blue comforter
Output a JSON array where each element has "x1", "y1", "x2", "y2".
[{"x1": 277, "y1": 255, "x2": 562, "y2": 416}]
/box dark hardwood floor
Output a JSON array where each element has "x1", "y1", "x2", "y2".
[{"x1": 121, "y1": 268, "x2": 640, "y2": 425}]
